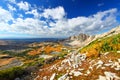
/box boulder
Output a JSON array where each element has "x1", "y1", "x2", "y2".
[
  {"x1": 73, "y1": 71, "x2": 83, "y2": 76},
  {"x1": 104, "y1": 71, "x2": 120, "y2": 80},
  {"x1": 98, "y1": 75, "x2": 106, "y2": 80},
  {"x1": 50, "y1": 73, "x2": 56, "y2": 80}
]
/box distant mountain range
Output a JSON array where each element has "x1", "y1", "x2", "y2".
[{"x1": 0, "y1": 38, "x2": 62, "y2": 51}]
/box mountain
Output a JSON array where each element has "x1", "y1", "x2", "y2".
[
  {"x1": 63, "y1": 33, "x2": 95, "y2": 47},
  {"x1": 63, "y1": 26, "x2": 120, "y2": 48},
  {"x1": 0, "y1": 40, "x2": 12, "y2": 45},
  {"x1": 34, "y1": 26, "x2": 120, "y2": 80}
]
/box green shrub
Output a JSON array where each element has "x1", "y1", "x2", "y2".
[
  {"x1": 101, "y1": 42, "x2": 112, "y2": 52},
  {"x1": 112, "y1": 36, "x2": 119, "y2": 44},
  {"x1": 0, "y1": 67, "x2": 24, "y2": 80}
]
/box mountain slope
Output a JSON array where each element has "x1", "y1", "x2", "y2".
[
  {"x1": 80, "y1": 33, "x2": 120, "y2": 57},
  {"x1": 34, "y1": 26, "x2": 120, "y2": 80},
  {"x1": 63, "y1": 26, "x2": 120, "y2": 48}
]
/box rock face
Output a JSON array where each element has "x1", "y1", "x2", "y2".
[
  {"x1": 64, "y1": 33, "x2": 95, "y2": 47},
  {"x1": 69, "y1": 33, "x2": 90, "y2": 41}
]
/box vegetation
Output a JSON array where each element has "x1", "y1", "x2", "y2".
[
  {"x1": 24, "y1": 58, "x2": 45, "y2": 67},
  {"x1": 28, "y1": 44, "x2": 63, "y2": 55},
  {"x1": 0, "y1": 42, "x2": 70, "y2": 80},
  {"x1": 0, "y1": 66, "x2": 24, "y2": 80},
  {"x1": 0, "y1": 57, "x2": 46, "y2": 80},
  {"x1": 55, "y1": 73, "x2": 63, "y2": 79},
  {"x1": 80, "y1": 33, "x2": 120, "y2": 57}
]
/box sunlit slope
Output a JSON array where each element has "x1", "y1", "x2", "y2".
[{"x1": 80, "y1": 33, "x2": 120, "y2": 57}]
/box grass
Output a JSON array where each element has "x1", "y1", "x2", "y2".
[{"x1": 80, "y1": 33, "x2": 120, "y2": 57}]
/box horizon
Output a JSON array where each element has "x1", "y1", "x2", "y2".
[
  {"x1": 0, "y1": 37, "x2": 66, "y2": 40},
  {"x1": 0, "y1": 0, "x2": 120, "y2": 38}
]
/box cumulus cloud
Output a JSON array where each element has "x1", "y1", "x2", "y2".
[
  {"x1": 10, "y1": 18, "x2": 46, "y2": 34},
  {"x1": 0, "y1": 4, "x2": 119, "y2": 38},
  {"x1": 42, "y1": 6, "x2": 66, "y2": 20},
  {"x1": 40, "y1": 7, "x2": 118, "y2": 37},
  {"x1": 26, "y1": 9, "x2": 40, "y2": 18},
  {"x1": 0, "y1": 7, "x2": 13, "y2": 23},
  {"x1": 17, "y1": 1, "x2": 31, "y2": 11},
  {"x1": 7, "y1": 4, "x2": 16, "y2": 11}
]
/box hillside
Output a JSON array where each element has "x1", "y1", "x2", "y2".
[
  {"x1": 80, "y1": 33, "x2": 120, "y2": 57},
  {"x1": 33, "y1": 26, "x2": 120, "y2": 80}
]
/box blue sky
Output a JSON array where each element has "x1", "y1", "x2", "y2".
[{"x1": 0, "y1": 0, "x2": 120, "y2": 38}]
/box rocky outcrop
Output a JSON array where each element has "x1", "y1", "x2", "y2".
[
  {"x1": 34, "y1": 51, "x2": 120, "y2": 80},
  {"x1": 64, "y1": 33, "x2": 95, "y2": 47},
  {"x1": 98, "y1": 71, "x2": 120, "y2": 80}
]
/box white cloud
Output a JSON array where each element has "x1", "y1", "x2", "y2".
[
  {"x1": 7, "y1": 4, "x2": 16, "y2": 11},
  {"x1": 0, "y1": 5, "x2": 119, "y2": 38},
  {"x1": 41, "y1": 7, "x2": 118, "y2": 37},
  {"x1": 17, "y1": 1, "x2": 31, "y2": 11},
  {"x1": 66, "y1": 8, "x2": 118, "y2": 35},
  {"x1": 42, "y1": 6, "x2": 66, "y2": 20},
  {"x1": 26, "y1": 9, "x2": 40, "y2": 18},
  {"x1": 18, "y1": 14, "x2": 23, "y2": 18},
  {"x1": 40, "y1": 8, "x2": 118, "y2": 37},
  {"x1": 10, "y1": 18, "x2": 47, "y2": 35},
  {"x1": 0, "y1": 7, "x2": 13, "y2": 23},
  {"x1": 0, "y1": 7, "x2": 14, "y2": 32}
]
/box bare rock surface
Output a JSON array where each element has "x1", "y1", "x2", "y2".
[{"x1": 34, "y1": 50, "x2": 120, "y2": 80}]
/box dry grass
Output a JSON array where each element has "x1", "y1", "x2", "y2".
[
  {"x1": 28, "y1": 44, "x2": 63, "y2": 56},
  {"x1": 80, "y1": 33, "x2": 120, "y2": 57},
  {"x1": 0, "y1": 58, "x2": 15, "y2": 66}
]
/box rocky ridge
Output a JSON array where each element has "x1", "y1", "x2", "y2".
[
  {"x1": 64, "y1": 33, "x2": 95, "y2": 47},
  {"x1": 64, "y1": 26, "x2": 120, "y2": 48}
]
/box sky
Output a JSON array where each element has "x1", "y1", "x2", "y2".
[{"x1": 0, "y1": 0, "x2": 120, "y2": 38}]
